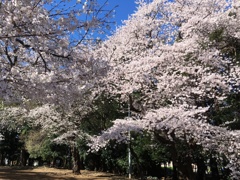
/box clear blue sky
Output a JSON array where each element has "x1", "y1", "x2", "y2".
[{"x1": 105, "y1": 1, "x2": 137, "y2": 27}]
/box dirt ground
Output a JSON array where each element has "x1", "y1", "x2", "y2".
[{"x1": 0, "y1": 166, "x2": 129, "y2": 180}]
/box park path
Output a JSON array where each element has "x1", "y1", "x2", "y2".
[{"x1": 0, "y1": 166, "x2": 128, "y2": 180}]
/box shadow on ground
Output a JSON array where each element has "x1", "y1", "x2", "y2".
[
  {"x1": 0, "y1": 166, "x2": 75, "y2": 180},
  {"x1": 0, "y1": 166, "x2": 128, "y2": 180}
]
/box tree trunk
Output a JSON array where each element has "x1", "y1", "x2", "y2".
[
  {"x1": 172, "y1": 160, "x2": 179, "y2": 180},
  {"x1": 67, "y1": 146, "x2": 72, "y2": 170},
  {"x1": 154, "y1": 132, "x2": 195, "y2": 180},
  {"x1": 164, "y1": 163, "x2": 168, "y2": 179},
  {"x1": 19, "y1": 149, "x2": 28, "y2": 166},
  {"x1": 28, "y1": 158, "x2": 34, "y2": 166},
  {"x1": 71, "y1": 146, "x2": 81, "y2": 174},
  {"x1": 63, "y1": 157, "x2": 68, "y2": 169},
  {"x1": 171, "y1": 150, "x2": 195, "y2": 180},
  {"x1": 210, "y1": 156, "x2": 220, "y2": 180},
  {"x1": 196, "y1": 157, "x2": 206, "y2": 180},
  {"x1": 0, "y1": 153, "x2": 5, "y2": 165},
  {"x1": 179, "y1": 156, "x2": 195, "y2": 180},
  {"x1": 130, "y1": 146, "x2": 144, "y2": 179}
]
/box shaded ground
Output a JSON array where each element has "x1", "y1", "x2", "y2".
[{"x1": 0, "y1": 166, "x2": 129, "y2": 180}]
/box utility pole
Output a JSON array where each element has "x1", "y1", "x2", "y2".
[{"x1": 128, "y1": 99, "x2": 132, "y2": 179}]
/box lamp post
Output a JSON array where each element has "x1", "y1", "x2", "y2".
[{"x1": 128, "y1": 99, "x2": 132, "y2": 179}]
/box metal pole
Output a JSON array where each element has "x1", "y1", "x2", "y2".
[
  {"x1": 128, "y1": 99, "x2": 131, "y2": 179},
  {"x1": 128, "y1": 131, "x2": 131, "y2": 179}
]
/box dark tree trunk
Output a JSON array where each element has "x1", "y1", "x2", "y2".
[
  {"x1": 67, "y1": 146, "x2": 72, "y2": 170},
  {"x1": 179, "y1": 156, "x2": 195, "y2": 180},
  {"x1": 19, "y1": 149, "x2": 28, "y2": 166},
  {"x1": 154, "y1": 132, "x2": 195, "y2": 180},
  {"x1": 167, "y1": 136, "x2": 195, "y2": 180},
  {"x1": 28, "y1": 158, "x2": 34, "y2": 166},
  {"x1": 71, "y1": 146, "x2": 81, "y2": 175},
  {"x1": 196, "y1": 157, "x2": 206, "y2": 180},
  {"x1": 169, "y1": 144, "x2": 194, "y2": 180},
  {"x1": 172, "y1": 155, "x2": 195, "y2": 180},
  {"x1": 210, "y1": 156, "x2": 220, "y2": 180},
  {"x1": 164, "y1": 163, "x2": 168, "y2": 179},
  {"x1": 63, "y1": 157, "x2": 68, "y2": 169},
  {"x1": 172, "y1": 160, "x2": 179, "y2": 180},
  {"x1": 221, "y1": 158, "x2": 230, "y2": 180},
  {"x1": 130, "y1": 146, "x2": 144, "y2": 179},
  {"x1": 0, "y1": 153, "x2": 5, "y2": 165}
]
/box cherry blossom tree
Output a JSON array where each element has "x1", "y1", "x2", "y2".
[
  {"x1": 0, "y1": 0, "x2": 111, "y2": 156},
  {"x1": 0, "y1": 0, "x2": 116, "y2": 173},
  {"x1": 0, "y1": 0, "x2": 114, "y2": 104},
  {"x1": 91, "y1": 0, "x2": 240, "y2": 178},
  {"x1": 0, "y1": 102, "x2": 90, "y2": 173},
  {"x1": 25, "y1": 103, "x2": 86, "y2": 174}
]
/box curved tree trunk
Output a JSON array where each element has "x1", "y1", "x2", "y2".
[{"x1": 71, "y1": 146, "x2": 81, "y2": 175}]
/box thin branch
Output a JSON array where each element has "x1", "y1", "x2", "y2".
[
  {"x1": 38, "y1": 52, "x2": 50, "y2": 72},
  {"x1": 4, "y1": 46, "x2": 14, "y2": 67},
  {"x1": 0, "y1": 32, "x2": 57, "y2": 39}
]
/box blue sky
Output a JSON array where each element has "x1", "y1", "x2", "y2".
[
  {"x1": 108, "y1": 1, "x2": 137, "y2": 26},
  {"x1": 47, "y1": 0, "x2": 137, "y2": 40},
  {"x1": 48, "y1": 1, "x2": 137, "y2": 26},
  {"x1": 92, "y1": 0, "x2": 137, "y2": 38}
]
